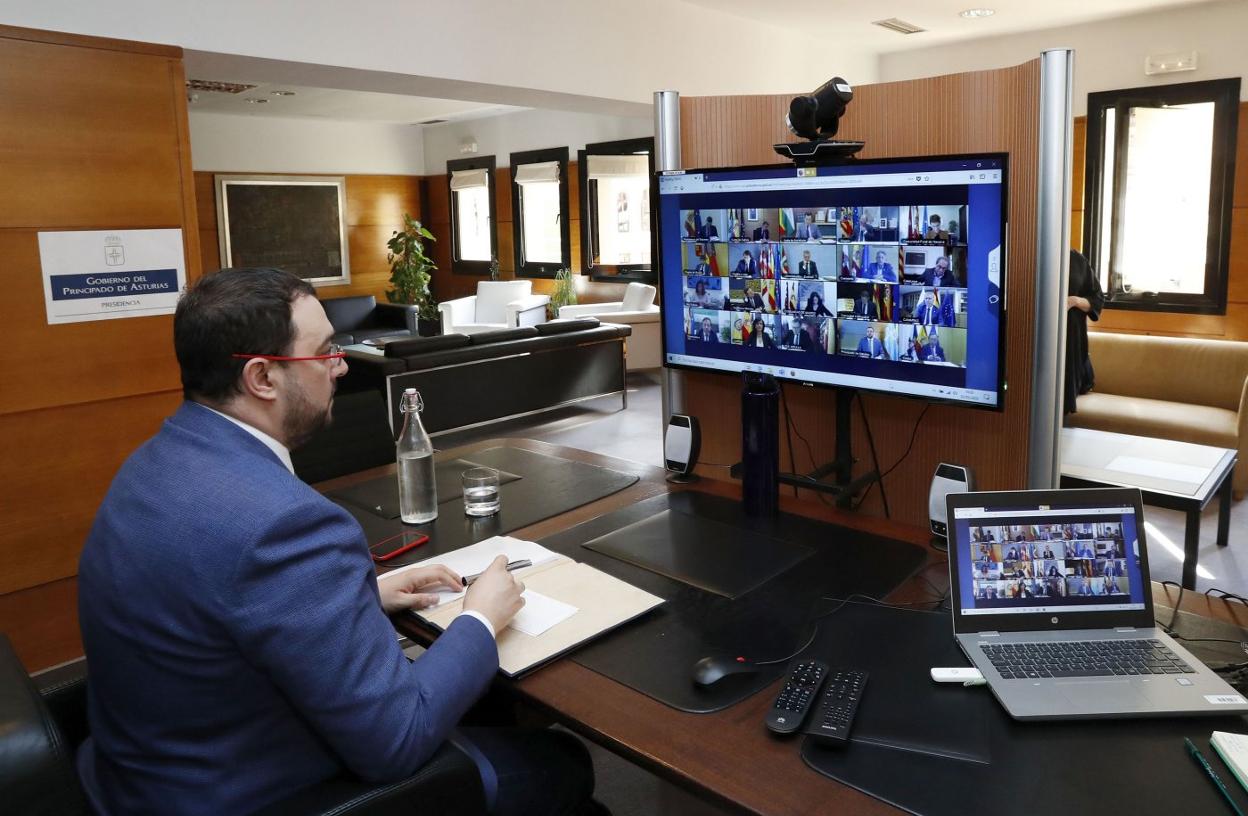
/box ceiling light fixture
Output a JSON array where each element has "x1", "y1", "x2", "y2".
[
  {"x1": 872, "y1": 18, "x2": 926, "y2": 35},
  {"x1": 269, "y1": 90, "x2": 296, "y2": 96},
  {"x1": 186, "y1": 79, "x2": 256, "y2": 94},
  {"x1": 960, "y1": 8, "x2": 995, "y2": 18},
  {"x1": 245, "y1": 98, "x2": 269, "y2": 104}
]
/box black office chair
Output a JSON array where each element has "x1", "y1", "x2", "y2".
[{"x1": 0, "y1": 635, "x2": 487, "y2": 816}]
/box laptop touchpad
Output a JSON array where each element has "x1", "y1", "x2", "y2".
[{"x1": 1056, "y1": 679, "x2": 1150, "y2": 712}]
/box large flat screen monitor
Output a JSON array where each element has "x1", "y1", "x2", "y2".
[{"x1": 656, "y1": 154, "x2": 1008, "y2": 408}]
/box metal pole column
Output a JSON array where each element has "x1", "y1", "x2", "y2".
[
  {"x1": 1028, "y1": 49, "x2": 1075, "y2": 489},
  {"x1": 654, "y1": 90, "x2": 684, "y2": 429}
]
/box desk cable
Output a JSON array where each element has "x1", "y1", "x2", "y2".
[
  {"x1": 852, "y1": 392, "x2": 889, "y2": 517},
  {"x1": 779, "y1": 385, "x2": 834, "y2": 507},
  {"x1": 1156, "y1": 580, "x2": 1248, "y2": 678},
  {"x1": 1204, "y1": 587, "x2": 1248, "y2": 607}
]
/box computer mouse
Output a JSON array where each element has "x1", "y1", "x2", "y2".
[{"x1": 692, "y1": 655, "x2": 760, "y2": 687}]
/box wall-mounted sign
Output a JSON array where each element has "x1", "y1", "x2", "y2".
[{"x1": 38, "y1": 229, "x2": 186, "y2": 324}]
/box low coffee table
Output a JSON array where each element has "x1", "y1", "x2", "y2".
[{"x1": 1059, "y1": 427, "x2": 1236, "y2": 589}]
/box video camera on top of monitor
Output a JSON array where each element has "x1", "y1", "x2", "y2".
[{"x1": 775, "y1": 76, "x2": 865, "y2": 164}]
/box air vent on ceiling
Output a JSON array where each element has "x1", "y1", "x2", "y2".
[
  {"x1": 418, "y1": 119, "x2": 448, "y2": 125},
  {"x1": 186, "y1": 79, "x2": 257, "y2": 94},
  {"x1": 872, "y1": 18, "x2": 926, "y2": 34}
]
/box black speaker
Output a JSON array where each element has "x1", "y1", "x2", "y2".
[{"x1": 664, "y1": 415, "x2": 700, "y2": 482}]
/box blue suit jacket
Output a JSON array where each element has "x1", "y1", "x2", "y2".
[{"x1": 78, "y1": 402, "x2": 497, "y2": 815}]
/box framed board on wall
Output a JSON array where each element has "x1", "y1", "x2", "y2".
[{"x1": 215, "y1": 175, "x2": 350, "y2": 286}]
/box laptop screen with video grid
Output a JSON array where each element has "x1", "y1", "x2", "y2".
[{"x1": 951, "y1": 497, "x2": 1148, "y2": 617}]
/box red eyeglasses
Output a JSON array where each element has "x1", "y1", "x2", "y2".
[{"x1": 232, "y1": 344, "x2": 347, "y2": 365}]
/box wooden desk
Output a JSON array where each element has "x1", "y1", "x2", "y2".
[{"x1": 326, "y1": 438, "x2": 1247, "y2": 816}]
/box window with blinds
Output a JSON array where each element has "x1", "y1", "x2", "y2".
[
  {"x1": 447, "y1": 156, "x2": 497, "y2": 275},
  {"x1": 510, "y1": 147, "x2": 570, "y2": 278}
]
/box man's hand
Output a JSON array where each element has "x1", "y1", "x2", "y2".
[
  {"x1": 463, "y1": 555, "x2": 526, "y2": 634},
  {"x1": 376, "y1": 565, "x2": 463, "y2": 615}
]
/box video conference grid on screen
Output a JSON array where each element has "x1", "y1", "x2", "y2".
[
  {"x1": 658, "y1": 157, "x2": 1006, "y2": 408},
  {"x1": 957, "y1": 513, "x2": 1146, "y2": 614},
  {"x1": 680, "y1": 204, "x2": 969, "y2": 365}
]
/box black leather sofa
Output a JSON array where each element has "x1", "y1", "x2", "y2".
[
  {"x1": 322, "y1": 294, "x2": 423, "y2": 345},
  {"x1": 0, "y1": 635, "x2": 486, "y2": 816},
  {"x1": 293, "y1": 318, "x2": 631, "y2": 483}
]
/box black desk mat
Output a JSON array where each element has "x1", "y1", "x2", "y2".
[
  {"x1": 329, "y1": 458, "x2": 522, "y2": 519},
  {"x1": 332, "y1": 447, "x2": 638, "y2": 566},
  {"x1": 534, "y1": 491, "x2": 928, "y2": 714},
  {"x1": 801, "y1": 603, "x2": 1248, "y2": 816},
  {"x1": 582, "y1": 509, "x2": 814, "y2": 599}
]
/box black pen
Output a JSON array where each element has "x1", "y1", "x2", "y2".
[
  {"x1": 461, "y1": 559, "x2": 532, "y2": 588},
  {"x1": 1186, "y1": 738, "x2": 1246, "y2": 816}
]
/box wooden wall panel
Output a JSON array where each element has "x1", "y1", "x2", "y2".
[
  {"x1": 0, "y1": 40, "x2": 188, "y2": 228},
  {"x1": 0, "y1": 26, "x2": 200, "y2": 670},
  {"x1": 1236, "y1": 104, "x2": 1248, "y2": 211},
  {"x1": 0, "y1": 578, "x2": 81, "y2": 673},
  {"x1": 0, "y1": 390, "x2": 184, "y2": 596},
  {"x1": 680, "y1": 61, "x2": 1042, "y2": 528},
  {"x1": 1077, "y1": 103, "x2": 1248, "y2": 340},
  {"x1": 194, "y1": 172, "x2": 421, "y2": 302}
]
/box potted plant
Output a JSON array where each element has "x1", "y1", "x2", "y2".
[
  {"x1": 548, "y1": 267, "x2": 577, "y2": 320},
  {"x1": 385, "y1": 214, "x2": 440, "y2": 336}
]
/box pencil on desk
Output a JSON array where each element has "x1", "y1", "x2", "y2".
[{"x1": 1187, "y1": 738, "x2": 1246, "y2": 816}]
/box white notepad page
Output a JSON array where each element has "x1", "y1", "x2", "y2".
[
  {"x1": 1211, "y1": 731, "x2": 1248, "y2": 793},
  {"x1": 377, "y1": 536, "x2": 561, "y2": 608},
  {"x1": 509, "y1": 591, "x2": 578, "y2": 637}
]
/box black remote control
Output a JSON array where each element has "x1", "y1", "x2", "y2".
[
  {"x1": 805, "y1": 668, "x2": 868, "y2": 743},
  {"x1": 764, "y1": 660, "x2": 828, "y2": 735}
]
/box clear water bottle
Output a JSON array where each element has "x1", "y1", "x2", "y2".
[{"x1": 397, "y1": 388, "x2": 437, "y2": 524}]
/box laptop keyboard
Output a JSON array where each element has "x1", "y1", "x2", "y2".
[{"x1": 981, "y1": 639, "x2": 1196, "y2": 679}]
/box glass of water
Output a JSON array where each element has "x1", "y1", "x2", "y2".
[{"x1": 462, "y1": 467, "x2": 501, "y2": 517}]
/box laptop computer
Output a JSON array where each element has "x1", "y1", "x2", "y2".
[{"x1": 945, "y1": 487, "x2": 1248, "y2": 720}]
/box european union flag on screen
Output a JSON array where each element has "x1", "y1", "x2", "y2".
[{"x1": 941, "y1": 289, "x2": 955, "y2": 327}]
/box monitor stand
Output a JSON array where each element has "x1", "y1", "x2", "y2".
[{"x1": 731, "y1": 386, "x2": 881, "y2": 510}]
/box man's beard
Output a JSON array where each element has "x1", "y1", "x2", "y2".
[{"x1": 282, "y1": 378, "x2": 333, "y2": 451}]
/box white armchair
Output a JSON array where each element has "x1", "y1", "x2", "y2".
[
  {"x1": 559, "y1": 282, "x2": 661, "y2": 370},
  {"x1": 439, "y1": 280, "x2": 550, "y2": 335}
]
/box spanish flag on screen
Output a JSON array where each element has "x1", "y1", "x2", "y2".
[
  {"x1": 707, "y1": 245, "x2": 721, "y2": 276},
  {"x1": 779, "y1": 208, "x2": 795, "y2": 239}
]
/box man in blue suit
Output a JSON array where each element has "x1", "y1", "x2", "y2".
[
  {"x1": 855, "y1": 325, "x2": 887, "y2": 359},
  {"x1": 864, "y1": 250, "x2": 897, "y2": 282},
  {"x1": 914, "y1": 290, "x2": 940, "y2": 325},
  {"x1": 77, "y1": 268, "x2": 598, "y2": 816},
  {"x1": 734, "y1": 249, "x2": 757, "y2": 276}
]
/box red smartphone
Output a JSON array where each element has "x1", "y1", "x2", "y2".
[{"x1": 370, "y1": 531, "x2": 430, "y2": 562}]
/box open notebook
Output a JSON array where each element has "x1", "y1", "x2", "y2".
[{"x1": 382, "y1": 536, "x2": 664, "y2": 677}]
